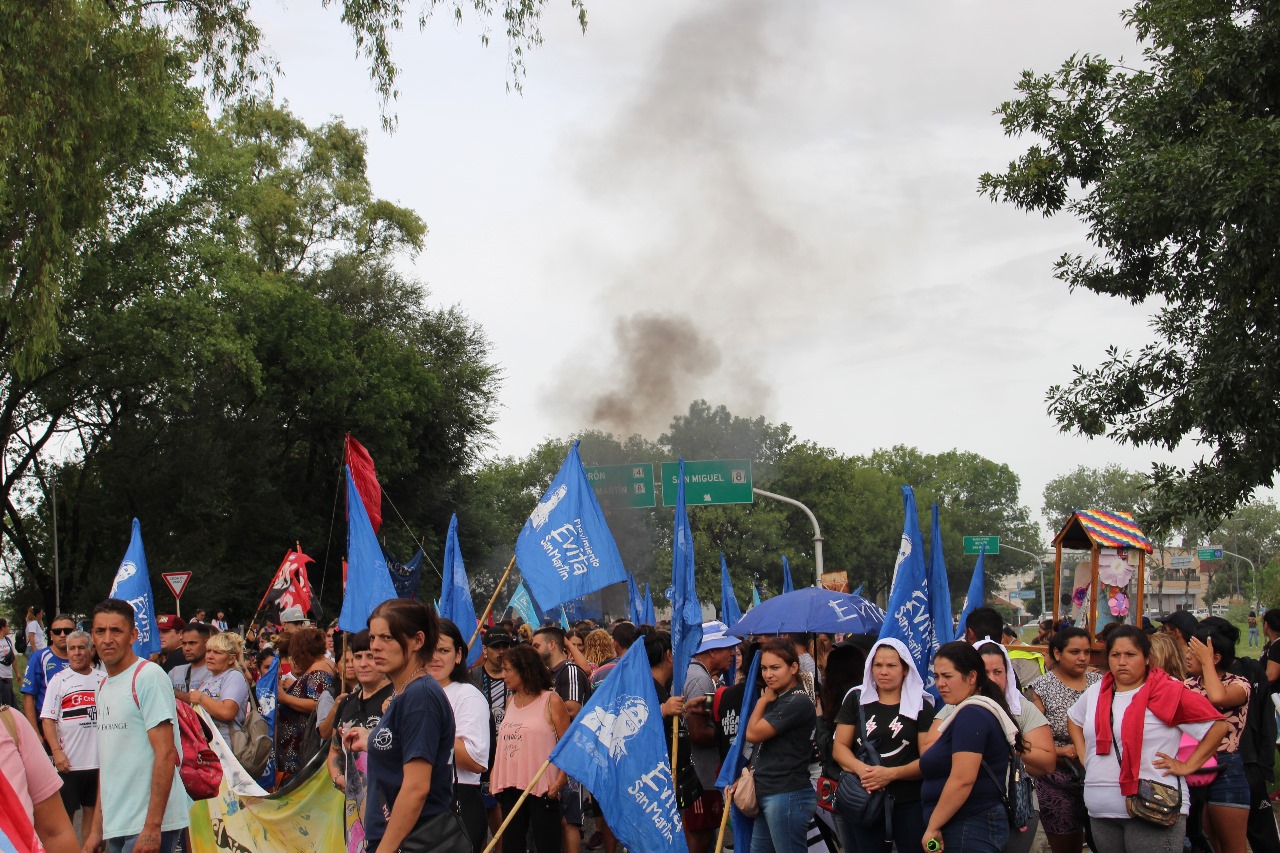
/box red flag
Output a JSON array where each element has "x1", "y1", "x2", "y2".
[
  {"x1": 265, "y1": 548, "x2": 316, "y2": 617},
  {"x1": 487, "y1": 608, "x2": 495, "y2": 627},
  {"x1": 344, "y1": 434, "x2": 382, "y2": 533}
]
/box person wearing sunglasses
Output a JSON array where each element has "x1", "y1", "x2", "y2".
[{"x1": 21, "y1": 614, "x2": 75, "y2": 751}]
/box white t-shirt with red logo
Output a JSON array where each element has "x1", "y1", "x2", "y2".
[{"x1": 40, "y1": 667, "x2": 104, "y2": 770}]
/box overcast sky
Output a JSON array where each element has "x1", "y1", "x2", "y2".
[{"x1": 254, "y1": 0, "x2": 1202, "y2": 534}]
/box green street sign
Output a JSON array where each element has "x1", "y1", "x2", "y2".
[
  {"x1": 660, "y1": 459, "x2": 753, "y2": 506},
  {"x1": 963, "y1": 535, "x2": 1000, "y2": 556},
  {"x1": 583, "y1": 463, "x2": 656, "y2": 508},
  {"x1": 1197, "y1": 547, "x2": 1223, "y2": 561}
]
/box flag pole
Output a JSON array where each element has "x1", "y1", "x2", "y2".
[
  {"x1": 247, "y1": 544, "x2": 301, "y2": 633},
  {"x1": 712, "y1": 789, "x2": 733, "y2": 853},
  {"x1": 468, "y1": 554, "x2": 517, "y2": 653},
  {"x1": 670, "y1": 715, "x2": 681, "y2": 789},
  {"x1": 481, "y1": 758, "x2": 554, "y2": 853}
]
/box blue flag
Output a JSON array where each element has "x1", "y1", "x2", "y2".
[
  {"x1": 507, "y1": 581, "x2": 541, "y2": 627},
  {"x1": 879, "y1": 486, "x2": 939, "y2": 696},
  {"x1": 642, "y1": 584, "x2": 656, "y2": 626},
  {"x1": 627, "y1": 572, "x2": 644, "y2": 624},
  {"x1": 720, "y1": 555, "x2": 743, "y2": 629},
  {"x1": 781, "y1": 554, "x2": 794, "y2": 594},
  {"x1": 514, "y1": 443, "x2": 629, "y2": 611},
  {"x1": 440, "y1": 514, "x2": 481, "y2": 667},
  {"x1": 715, "y1": 652, "x2": 762, "y2": 850},
  {"x1": 254, "y1": 656, "x2": 279, "y2": 788},
  {"x1": 389, "y1": 547, "x2": 424, "y2": 599},
  {"x1": 109, "y1": 518, "x2": 161, "y2": 658},
  {"x1": 852, "y1": 583, "x2": 864, "y2": 597},
  {"x1": 928, "y1": 503, "x2": 955, "y2": 647},
  {"x1": 560, "y1": 606, "x2": 571, "y2": 631},
  {"x1": 669, "y1": 459, "x2": 703, "y2": 697},
  {"x1": 549, "y1": 641, "x2": 686, "y2": 851},
  {"x1": 339, "y1": 465, "x2": 398, "y2": 632},
  {"x1": 958, "y1": 546, "x2": 987, "y2": 640},
  {"x1": 751, "y1": 583, "x2": 761, "y2": 608}
]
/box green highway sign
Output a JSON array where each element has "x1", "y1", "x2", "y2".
[
  {"x1": 661, "y1": 459, "x2": 753, "y2": 506},
  {"x1": 1197, "y1": 547, "x2": 1223, "y2": 561},
  {"x1": 963, "y1": 535, "x2": 1000, "y2": 556},
  {"x1": 583, "y1": 463, "x2": 656, "y2": 508}
]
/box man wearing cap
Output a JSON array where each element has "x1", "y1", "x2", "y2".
[
  {"x1": 155, "y1": 615, "x2": 187, "y2": 673},
  {"x1": 532, "y1": 626, "x2": 592, "y2": 853},
  {"x1": 683, "y1": 620, "x2": 738, "y2": 853},
  {"x1": 1156, "y1": 609, "x2": 1199, "y2": 659},
  {"x1": 278, "y1": 605, "x2": 311, "y2": 634},
  {"x1": 476, "y1": 628, "x2": 513, "y2": 846}
]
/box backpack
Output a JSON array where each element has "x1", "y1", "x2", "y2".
[
  {"x1": 116, "y1": 661, "x2": 223, "y2": 800},
  {"x1": 982, "y1": 749, "x2": 1034, "y2": 833},
  {"x1": 229, "y1": 671, "x2": 273, "y2": 777},
  {"x1": 13, "y1": 629, "x2": 26, "y2": 656}
]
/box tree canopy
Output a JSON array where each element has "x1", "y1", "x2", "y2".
[{"x1": 980, "y1": 0, "x2": 1280, "y2": 533}]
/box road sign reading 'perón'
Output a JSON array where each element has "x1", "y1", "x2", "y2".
[
  {"x1": 583, "y1": 463, "x2": 656, "y2": 508},
  {"x1": 660, "y1": 460, "x2": 753, "y2": 506},
  {"x1": 963, "y1": 535, "x2": 1000, "y2": 556},
  {"x1": 161, "y1": 571, "x2": 192, "y2": 599}
]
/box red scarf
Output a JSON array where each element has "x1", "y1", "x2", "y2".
[{"x1": 1094, "y1": 667, "x2": 1221, "y2": 795}]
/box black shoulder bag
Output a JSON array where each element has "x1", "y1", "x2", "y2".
[
  {"x1": 1111, "y1": 689, "x2": 1181, "y2": 826},
  {"x1": 835, "y1": 698, "x2": 889, "y2": 831}
]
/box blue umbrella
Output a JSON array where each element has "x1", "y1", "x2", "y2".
[{"x1": 726, "y1": 587, "x2": 885, "y2": 637}]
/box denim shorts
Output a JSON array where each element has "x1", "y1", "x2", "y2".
[{"x1": 1206, "y1": 749, "x2": 1250, "y2": 808}]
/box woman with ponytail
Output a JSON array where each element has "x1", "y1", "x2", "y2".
[{"x1": 919, "y1": 641, "x2": 1024, "y2": 853}]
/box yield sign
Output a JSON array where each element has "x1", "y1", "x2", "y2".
[{"x1": 161, "y1": 571, "x2": 192, "y2": 599}]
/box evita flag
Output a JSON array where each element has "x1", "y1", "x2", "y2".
[
  {"x1": 549, "y1": 641, "x2": 686, "y2": 852},
  {"x1": 109, "y1": 518, "x2": 161, "y2": 658},
  {"x1": 879, "y1": 486, "x2": 940, "y2": 697},
  {"x1": 515, "y1": 442, "x2": 628, "y2": 611},
  {"x1": 439, "y1": 514, "x2": 481, "y2": 667}
]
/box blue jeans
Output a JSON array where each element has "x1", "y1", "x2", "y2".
[
  {"x1": 940, "y1": 804, "x2": 1008, "y2": 853},
  {"x1": 840, "y1": 798, "x2": 925, "y2": 853},
  {"x1": 752, "y1": 788, "x2": 817, "y2": 853},
  {"x1": 106, "y1": 830, "x2": 184, "y2": 853}
]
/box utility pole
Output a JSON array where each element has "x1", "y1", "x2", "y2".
[
  {"x1": 51, "y1": 472, "x2": 59, "y2": 615},
  {"x1": 1223, "y1": 550, "x2": 1257, "y2": 612},
  {"x1": 751, "y1": 488, "x2": 823, "y2": 586}
]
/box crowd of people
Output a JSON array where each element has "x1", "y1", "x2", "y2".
[{"x1": 4, "y1": 598, "x2": 1280, "y2": 853}]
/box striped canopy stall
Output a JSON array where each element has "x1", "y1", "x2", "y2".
[{"x1": 1052, "y1": 509, "x2": 1153, "y2": 640}]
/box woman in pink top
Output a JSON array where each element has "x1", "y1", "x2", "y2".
[
  {"x1": 0, "y1": 705, "x2": 78, "y2": 853},
  {"x1": 489, "y1": 644, "x2": 570, "y2": 853}
]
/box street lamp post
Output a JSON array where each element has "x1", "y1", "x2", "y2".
[
  {"x1": 1222, "y1": 550, "x2": 1257, "y2": 612},
  {"x1": 751, "y1": 488, "x2": 823, "y2": 586},
  {"x1": 999, "y1": 543, "x2": 1047, "y2": 616}
]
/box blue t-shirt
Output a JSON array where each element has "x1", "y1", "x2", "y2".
[
  {"x1": 920, "y1": 704, "x2": 1009, "y2": 822},
  {"x1": 365, "y1": 676, "x2": 456, "y2": 846},
  {"x1": 21, "y1": 648, "x2": 69, "y2": 716}
]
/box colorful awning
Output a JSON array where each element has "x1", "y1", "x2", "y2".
[{"x1": 1056, "y1": 508, "x2": 1154, "y2": 554}]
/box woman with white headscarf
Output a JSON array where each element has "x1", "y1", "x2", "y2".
[
  {"x1": 831, "y1": 637, "x2": 935, "y2": 853},
  {"x1": 931, "y1": 639, "x2": 1056, "y2": 777}
]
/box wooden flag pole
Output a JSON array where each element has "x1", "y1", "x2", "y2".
[
  {"x1": 481, "y1": 758, "x2": 553, "y2": 853},
  {"x1": 670, "y1": 714, "x2": 681, "y2": 788},
  {"x1": 468, "y1": 554, "x2": 517, "y2": 653},
  {"x1": 712, "y1": 788, "x2": 733, "y2": 853}
]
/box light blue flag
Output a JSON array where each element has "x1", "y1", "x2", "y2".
[
  {"x1": 751, "y1": 583, "x2": 761, "y2": 608},
  {"x1": 720, "y1": 554, "x2": 743, "y2": 685},
  {"x1": 878, "y1": 486, "x2": 939, "y2": 697},
  {"x1": 439, "y1": 514, "x2": 481, "y2": 667},
  {"x1": 560, "y1": 606, "x2": 571, "y2": 632},
  {"x1": 720, "y1": 555, "x2": 743, "y2": 629},
  {"x1": 339, "y1": 465, "x2": 398, "y2": 632},
  {"x1": 626, "y1": 572, "x2": 644, "y2": 624},
  {"x1": 669, "y1": 459, "x2": 703, "y2": 697},
  {"x1": 549, "y1": 641, "x2": 686, "y2": 852},
  {"x1": 642, "y1": 584, "x2": 656, "y2": 626},
  {"x1": 781, "y1": 554, "x2": 794, "y2": 594},
  {"x1": 515, "y1": 443, "x2": 629, "y2": 611},
  {"x1": 852, "y1": 583, "x2": 864, "y2": 597},
  {"x1": 928, "y1": 503, "x2": 955, "y2": 647},
  {"x1": 958, "y1": 546, "x2": 987, "y2": 640},
  {"x1": 508, "y1": 581, "x2": 540, "y2": 627},
  {"x1": 715, "y1": 652, "x2": 762, "y2": 850},
  {"x1": 254, "y1": 656, "x2": 279, "y2": 788},
  {"x1": 109, "y1": 518, "x2": 161, "y2": 658}
]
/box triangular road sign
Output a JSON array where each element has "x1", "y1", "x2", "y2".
[{"x1": 161, "y1": 571, "x2": 192, "y2": 599}]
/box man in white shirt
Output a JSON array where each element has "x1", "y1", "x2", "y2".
[
  {"x1": 40, "y1": 629, "x2": 102, "y2": 829},
  {"x1": 0, "y1": 618, "x2": 15, "y2": 708}
]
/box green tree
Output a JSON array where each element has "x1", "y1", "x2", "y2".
[
  {"x1": 980, "y1": 0, "x2": 1280, "y2": 533},
  {"x1": 1041, "y1": 465, "x2": 1153, "y2": 535}
]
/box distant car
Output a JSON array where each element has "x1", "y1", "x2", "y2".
[
  {"x1": 1210, "y1": 605, "x2": 1230, "y2": 616},
  {"x1": 1192, "y1": 608, "x2": 1209, "y2": 619}
]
